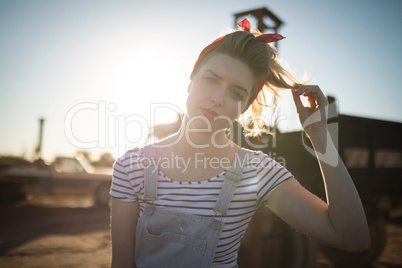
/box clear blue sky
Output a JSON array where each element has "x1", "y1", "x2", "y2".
[{"x1": 1, "y1": 0, "x2": 401, "y2": 161}]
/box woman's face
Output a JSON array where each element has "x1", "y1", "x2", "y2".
[{"x1": 186, "y1": 53, "x2": 255, "y2": 132}]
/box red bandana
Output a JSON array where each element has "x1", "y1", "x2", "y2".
[{"x1": 190, "y1": 19, "x2": 285, "y2": 105}]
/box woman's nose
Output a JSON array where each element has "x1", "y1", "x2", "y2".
[{"x1": 211, "y1": 88, "x2": 225, "y2": 105}]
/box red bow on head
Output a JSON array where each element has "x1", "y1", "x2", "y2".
[
  {"x1": 237, "y1": 18, "x2": 251, "y2": 32},
  {"x1": 238, "y1": 18, "x2": 285, "y2": 43},
  {"x1": 190, "y1": 18, "x2": 285, "y2": 105}
]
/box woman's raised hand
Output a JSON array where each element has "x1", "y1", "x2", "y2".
[{"x1": 291, "y1": 84, "x2": 329, "y2": 140}]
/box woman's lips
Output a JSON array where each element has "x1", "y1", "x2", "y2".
[{"x1": 200, "y1": 108, "x2": 219, "y2": 120}]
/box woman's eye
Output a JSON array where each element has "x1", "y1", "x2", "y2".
[
  {"x1": 231, "y1": 90, "x2": 244, "y2": 101},
  {"x1": 204, "y1": 77, "x2": 218, "y2": 84}
]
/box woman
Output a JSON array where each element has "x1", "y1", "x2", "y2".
[{"x1": 110, "y1": 19, "x2": 370, "y2": 268}]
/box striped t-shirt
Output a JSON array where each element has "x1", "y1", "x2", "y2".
[{"x1": 110, "y1": 147, "x2": 293, "y2": 268}]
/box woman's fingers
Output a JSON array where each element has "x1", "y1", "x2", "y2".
[
  {"x1": 291, "y1": 87, "x2": 304, "y2": 112},
  {"x1": 294, "y1": 85, "x2": 328, "y2": 108},
  {"x1": 308, "y1": 94, "x2": 317, "y2": 109},
  {"x1": 291, "y1": 84, "x2": 329, "y2": 135},
  {"x1": 314, "y1": 86, "x2": 329, "y2": 107}
]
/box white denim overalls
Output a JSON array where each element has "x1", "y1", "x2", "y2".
[{"x1": 135, "y1": 145, "x2": 248, "y2": 268}]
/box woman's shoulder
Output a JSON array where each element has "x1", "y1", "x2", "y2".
[
  {"x1": 240, "y1": 147, "x2": 269, "y2": 161},
  {"x1": 240, "y1": 147, "x2": 286, "y2": 170},
  {"x1": 115, "y1": 147, "x2": 146, "y2": 170}
]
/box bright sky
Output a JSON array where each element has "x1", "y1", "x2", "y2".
[{"x1": 1, "y1": 0, "x2": 401, "y2": 162}]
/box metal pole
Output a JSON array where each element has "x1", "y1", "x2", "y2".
[{"x1": 35, "y1": 118, "x2": 45, "y2": 160}]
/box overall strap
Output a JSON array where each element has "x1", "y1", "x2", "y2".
[
  {"x1": 143, "y1": 144, "x2": 158, "y2": 201},
  {"x1": 214, "y1": 149, "x2": 250, "y2": 215}
]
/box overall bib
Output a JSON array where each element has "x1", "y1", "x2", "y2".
[{"x1": 135, "y1": 145, "x2": 248, "y2": 268}]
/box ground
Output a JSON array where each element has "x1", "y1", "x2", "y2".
[{"x1": 0, "y1": 194, "x2": 401, "y2": 268}]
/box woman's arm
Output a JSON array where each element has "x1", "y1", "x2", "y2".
[
  {"x1": 266, "y1": 85, "x2": 370, "y2": 252},
  {"x1": 111, "y1": 198, "x2": 139, "y2": 268}
]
